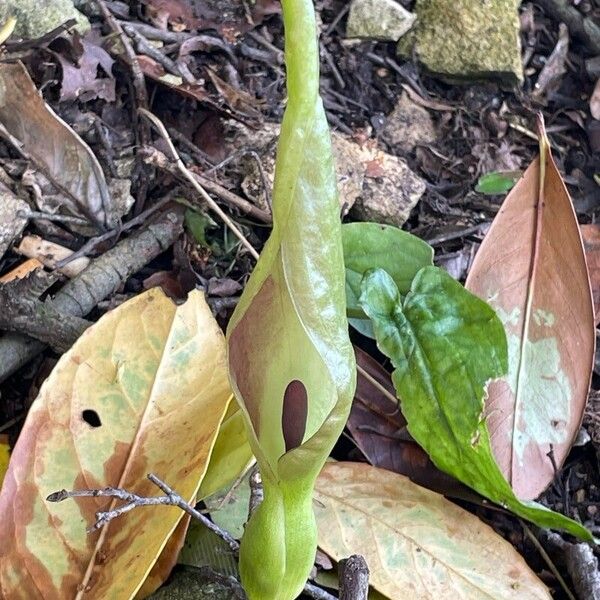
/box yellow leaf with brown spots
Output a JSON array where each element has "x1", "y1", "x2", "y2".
[
  {"x1": 0, "y1": 288, "x2": 232, "y2": 599},
  {"x1": 315, "y1": 462, "x2": 551, "y2": 600}
]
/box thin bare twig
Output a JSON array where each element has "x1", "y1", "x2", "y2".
[
  {"x1": 48, "y1": 472, "x2": 339, "y2": 600},
  {"x1": 139, "y1": 109, "x2": 260, "y2": 260},
  {"x1": 521, "y1": 523, "x2": 575, "y2": 600},
  {"x1": 48, "y1": 473, "x2": 240, "y2": 552}
]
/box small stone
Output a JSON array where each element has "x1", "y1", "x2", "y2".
[
  {"x1": 0, "y1": 0, "x2": 89, "y2": 40},
  {"x1": 235, "y1": 122, "x2": 425, "y2": 227},
  {"x1": 397, "y1": 0, "x2": 522, "y2": 86},
  {"x1": 381, "y1": 91, "x2": 436, "y2": 151},
  {"x1": 350, "y1": 147, "x2": 425, "y2": 226},
  {"x1": 346, "y1": 0, "x2": 416, "y2": 41}
]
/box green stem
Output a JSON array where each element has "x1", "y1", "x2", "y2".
[{"x1": 281, "y1": 0, "x2": 319, "y2": 111}]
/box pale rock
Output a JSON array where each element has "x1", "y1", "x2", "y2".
[
  {"x1": 381, "y1": 91, "x2": 436, "y2": 150},
  {"x1": 236, "y1": 122, "x2": 425, "y2": 227},
  {"x1": 346, "y1": 0, "x2": 416, "y2": 41},
  {"x1": 397, "y1": 0, "x2": 522, "y2": 86},
  {"x1": 0, "y1": 0, "x2": 89, "y2": 40}
]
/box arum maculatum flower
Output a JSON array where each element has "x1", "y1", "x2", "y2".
[{"x1": 226, "y1": 0, "x2": 356, "y2": 598}]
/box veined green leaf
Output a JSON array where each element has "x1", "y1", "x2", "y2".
[
  {"x1": 226, "y1": 0, "x2": 356, "y2": 597},
  {"x1": 360, "y1": 267, "x2": 594, "y2": 542},
  {"x1": 343, "y1": 222, "x2": 433, "y2": 320}
]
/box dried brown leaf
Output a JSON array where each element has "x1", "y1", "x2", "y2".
[{"x1": 466, "y1": 119, "x2": 595, "y2": 499}]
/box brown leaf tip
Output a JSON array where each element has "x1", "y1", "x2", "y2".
[{"x1": 282, "y1": 380, "x2": 308, "y2": 452}]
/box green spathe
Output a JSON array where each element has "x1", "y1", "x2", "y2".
[
  {"x1": 226, "y1": 0, "x2": 356, "y2": 597},
  {"x1": 359, "y1": 267, "x2": 594, "y2": 542}
]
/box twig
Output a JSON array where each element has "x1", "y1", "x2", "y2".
[
  {"x1": 0, "y1": 207, "x2": 184, "y2": 382},
  {"x1": 48, "y1": 473, "x2": 240, "y2": 552},
  {"x1": 96, "y1": 0, "x2": 150, "y2": 214},
  {"x1": 17, "y1": 210, "x2": 90, "y2": 227},
  {"x1": 122, "y1": 24, "x2": 190, "y2": 82},
  {"x1": 339, "y1": 555, "x2": 369, "y2": 600},
  {"x1": 536, "y1": 0, "x2": 600, "y2": 54},
  {"x1": 521, "y1": 522, "x2": 575, "y2": 600},
  {"x1": 139, "y1": 108, "x2": 261, "y2": 260},
  {"x1": 204, "y1": 149, "x2": 272, "y2": 211},
  {"x1": 142, "y1": 145, "x2": 272, "y2": 223},
  {"x1": 48, "y1": 472, "x2": 341, "y2": 600},
  {"x1": 304, "y1": 582, "x2": 338, "y2": 600},
  {"x1": 55, "y1": 195, "x2": 174, "y2": 269}
]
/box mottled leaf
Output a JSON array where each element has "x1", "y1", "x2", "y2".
[
  {"x1": 466, "y1": 121, "x2": 595, "y2": 499},
  {"x1": 315, "y1": 462, "x2": 551, "y2": 600},
  {"x1": 0, "y1": 62, "x2": 112, "y2": 228},
  {"x1": 226, "y1": 1, "x2": 356, "y2": 596},
  {"x1": 0, "y1": 289, "x2": 232, "y2": 599},
  {"x1": 360, "y1": 267, "x2": 594, "y2": 541}
]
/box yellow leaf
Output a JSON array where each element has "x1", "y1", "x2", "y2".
[
  {"x1": 315, "y1": 462, "x2": 551, "y2": 600},
  {"x1": 0, "y1": 16, "x2": 16, "y2": 46},
  {"x1": 0, "y1": 435, "x2": 9, "y2": 487},
  {"x1": 198, "y1": 401, "x2": 253, "y2": 500},
  {"x1": 0, "y1": 289, "x2": 231, "y2": 599}
]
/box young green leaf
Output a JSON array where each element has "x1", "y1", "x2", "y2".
[
  {"x1": 360, "y1": 267, "x2": 594, "y2": 542},
  {"x1": 475, "y1": 170, "x2": 521, "y2": 195},
  {"x1": 226, "y1": 0, "x2": 356, "y2": 597},
  {"x1": 343, "y1": 222, "x2": 433, "y2": 319}
]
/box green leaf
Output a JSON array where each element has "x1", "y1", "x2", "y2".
[
  {"x1": 343, "y1": 222, "x2": 433, "y2": 320},
  {"x1": 225, "y1": 0, "x2": 356, "y2": 597},
  {"x1": 475, "y1": 171, "x2": 521, "y2": 195},
  {"x1": 359, "y1": 267, "x2": 594, "y2": 542}
]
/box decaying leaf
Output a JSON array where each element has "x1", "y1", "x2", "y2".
[
  {"x1": 580, "y1": 224, "x2": 600, "y2": 325},
  {"x1": 466, "y1": 119, "x2": 595, "y2": 499},
  {"x1": 0, "y1": 62, "x2": 112, "y2": 229},
  {"x1": 0, "y1": 289, "x2": 232, "y2": 599},
  {"x1": 315, "y1": 462, "x2": 551, "y2": 600}
]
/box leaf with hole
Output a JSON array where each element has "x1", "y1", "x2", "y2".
[
  {"x1": 0, "y1": 289, "x2": 232, "y2": 599},
  {"x1": 360, "y1": 267, "x2": 594, "y2": 541},
  {"x1": 315, "y1": 462, "x2": 551, "y2": 600},
  {"x1": 466, "y1": 120, "x2": 595, "y2": 499}
]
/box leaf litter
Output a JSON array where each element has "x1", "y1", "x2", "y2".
[{"x1": 1, "y1": 1, "x2": 600, "y2": 598}]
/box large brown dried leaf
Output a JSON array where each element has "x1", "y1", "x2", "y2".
[
  {"x1": 0, "y1": 289, "x2": 231, "y2": 599},
  {"x1": 466, "y1": 120, "x2": 595, "y2": 499},
  {"x1": 315, "y1": 462, "x2": 551, "y2": 600},
  {"x1": 0, "y1": 62, "x2": 112, "y2": 228}
]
